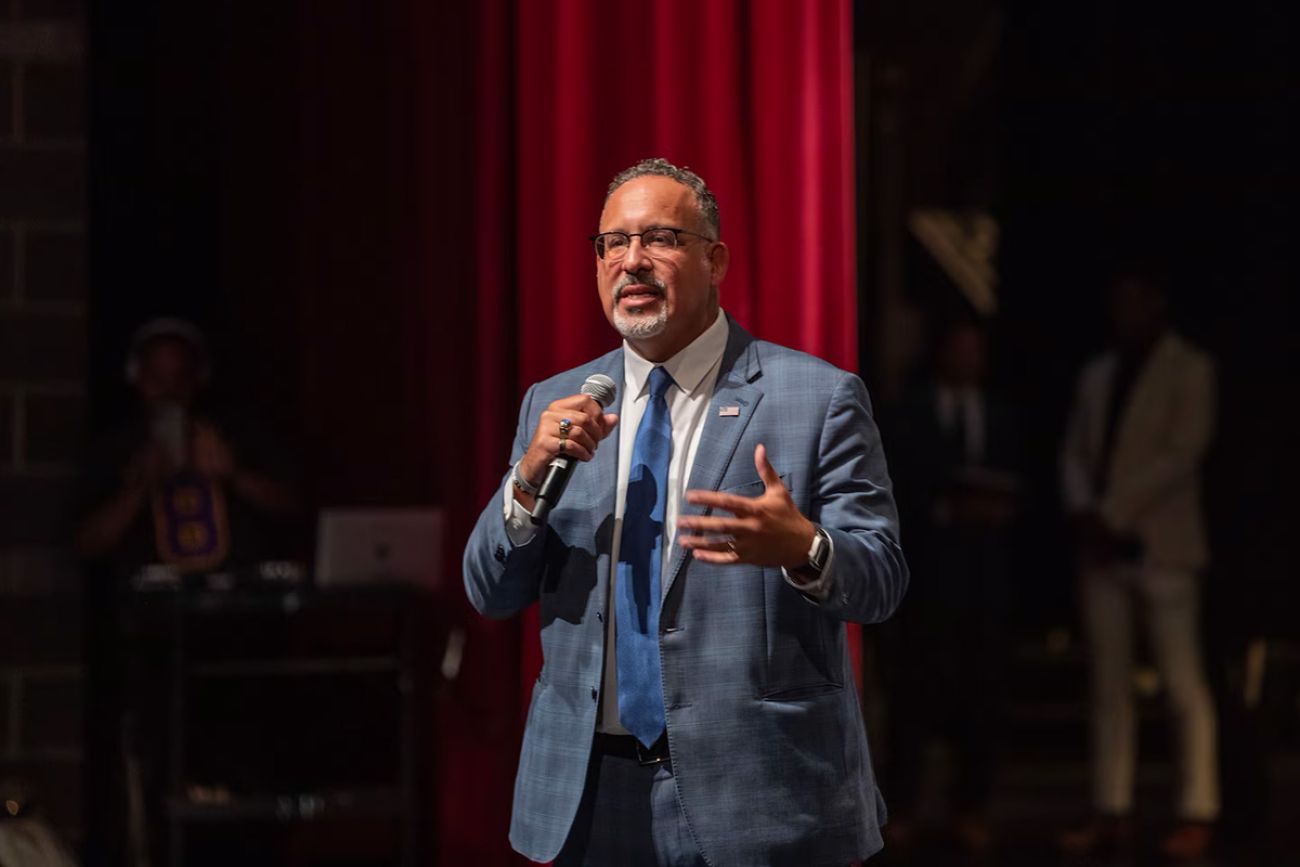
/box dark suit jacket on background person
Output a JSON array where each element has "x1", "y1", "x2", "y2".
[
  {"x1": 463, "y1": 317, "x2": 908, "y2": 866},
  {"x1": 882, "y1": 379, "x2": 1023, "y2": 819},
  {"x1": 889, "y1": 381, "x2": 1023, "y2": 610}
]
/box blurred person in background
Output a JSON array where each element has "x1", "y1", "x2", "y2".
[
  {"x1": 74, "y1": 318, "x2": 302, "y2": 864},
  {"x1": 75, "y1": 317, "x2": 301, "y2": 579},
  {"x1": 1059, "y1": 268, "x2": 1219, "y2": 859},
  {"x1": 881, "y1": 320, "x2": 1023, "y2": 855}
]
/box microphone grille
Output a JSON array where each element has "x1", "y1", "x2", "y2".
[{"x1": 580, "y1": 374, "x2": 618, "y2": 409}]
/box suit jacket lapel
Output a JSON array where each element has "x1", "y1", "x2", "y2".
[
  {"x1": 588, "y1": 349, "x2": 624, "y2": 545},
  {"x1": 662, "y1": 319, "x2": 763, "y2": 601},
  {"x1": 1110, "y1": 333, "x2": 1174, "y2": 467},
  {"x1": 562, "y1": 349, "x2": 623, "y2": 621}
]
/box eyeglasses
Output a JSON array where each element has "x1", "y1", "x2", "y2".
[{"x1": 590, "y1": 227, "x2": 715, "y2": 260}]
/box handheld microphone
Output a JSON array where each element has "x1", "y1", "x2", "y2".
[
  {"x1": 149, "y1": 402, "x2": 189, "y2": 468},
  {"x1": 532, "y1": 374, "x2": 617, "y2": 525}
]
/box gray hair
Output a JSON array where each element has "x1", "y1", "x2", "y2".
[{"x1": 606, "y1": 157, "x2": 721, "y2": 238}]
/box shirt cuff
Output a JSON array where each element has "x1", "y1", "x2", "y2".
[
  {"x1": 781, "y1": 532, "x2": 835, "y2": 602},
  {"x1": 501, "y1": 464, "x2": 541, "y2": 548}
]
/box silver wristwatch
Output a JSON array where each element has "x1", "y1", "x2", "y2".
[{"x1": 790, "y1": 526, "x2": 831, "y2": 580}]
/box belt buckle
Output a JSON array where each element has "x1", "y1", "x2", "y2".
[{"x1": 635, "y1": 738, "x2": 667, "y2": 766}]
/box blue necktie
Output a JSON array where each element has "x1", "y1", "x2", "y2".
[{"x1": 616, "y1": 365, "x2": 674, "y2": 748}]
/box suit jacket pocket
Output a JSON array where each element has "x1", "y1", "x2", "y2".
[
  {"x1": 760, "y1": 680, "x2": 843, "y2": 701},
  {"x1": 719, "y1": 471, "x2": 791, "y2": 497},
  {"x1": 764, "y1": 566, "x2": 840, "y2": 696}
]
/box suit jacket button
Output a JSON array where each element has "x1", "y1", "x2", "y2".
[
  {"x1": 596, "y1": 611, "x2": 603, "y2": 623},
  {"x1": 494, "y1": 544, "x2": 506, "y2": 563},
  {"x1": 591, "y1": 687, "x2": 598, "y2": 701}
]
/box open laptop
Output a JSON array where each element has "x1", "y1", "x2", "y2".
[{"x1": 314, "y1": 507, "x2": 444, "y2": 589}]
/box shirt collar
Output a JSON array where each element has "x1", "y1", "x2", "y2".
[{"x1": 624, "y1": 309, "x2": 729, "y2": 401}]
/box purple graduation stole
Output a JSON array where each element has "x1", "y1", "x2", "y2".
[{"x1": 151, "y1": 470, "x2": 230, "y2": 572}]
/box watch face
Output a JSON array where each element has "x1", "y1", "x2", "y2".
[{"x1": 809, "y1": 528, "x2": 829, "y2": 569}]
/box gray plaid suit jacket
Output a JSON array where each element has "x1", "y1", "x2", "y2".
[{"x1": 464, "y1": 319, "x2": 908, "y2": 866}]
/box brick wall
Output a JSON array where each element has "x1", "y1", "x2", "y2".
[{"x1": 0, "y1": 0, "x2": 87, "y2": 846}]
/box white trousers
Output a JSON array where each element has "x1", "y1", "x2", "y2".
[{"x1": 1081, "y1": 564, "x2": 1220, "y2": 820}]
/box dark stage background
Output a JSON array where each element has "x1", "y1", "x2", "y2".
[{"x1": 0, "y1": 0, "x2": 1292, "y2": 864}]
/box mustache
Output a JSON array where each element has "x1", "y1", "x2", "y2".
[{"x1": 613, "y1": 274, "x2": 666, "y2": 301}]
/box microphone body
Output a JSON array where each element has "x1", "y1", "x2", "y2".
[{"x1": 532, "y1": 374, "x2": 617, "y2": 525}]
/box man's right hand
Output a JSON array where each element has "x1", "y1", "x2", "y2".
[{"x1": 515, "y1": 394, "x2": 618, "y2": 507}]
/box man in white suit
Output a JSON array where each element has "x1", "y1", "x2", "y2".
[{"x1": 1060, "y1": 269, "x2": 1219, "y2": 860}]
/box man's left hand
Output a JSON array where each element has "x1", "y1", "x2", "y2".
[{"x1": 677, "y1": 444, "x2": 815, "y2": 569}]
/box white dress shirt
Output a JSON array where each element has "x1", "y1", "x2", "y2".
[
  {"x1": 502, "y1": 310, "x2": 832, "y2": 734},
  {"x1": 934, "y1": 385, "x2": 986, "y2": 464}
]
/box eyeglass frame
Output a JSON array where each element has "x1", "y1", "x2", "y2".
[{"x1": 589, "y1": 226, "x2": 717, "y2": 260}]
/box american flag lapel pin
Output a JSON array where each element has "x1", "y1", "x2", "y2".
[{"x1": 719, "y1": 405, "x2": 741, "y2": 417}]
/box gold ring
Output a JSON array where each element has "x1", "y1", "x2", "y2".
[
  {"x1": 726, "y1": 540, "x2": 737, "y2": 553},
  {"x1": 559, "y1": 418, "x2": 572, "y2": 439}
]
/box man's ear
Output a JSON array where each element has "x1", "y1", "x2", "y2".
[{"x1": 709, "y1": 240, "x2": 730, "y2": 286}]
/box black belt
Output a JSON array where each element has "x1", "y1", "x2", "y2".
[{"x1": 594, "y1": 731, "x2": 670, "y2": 766}]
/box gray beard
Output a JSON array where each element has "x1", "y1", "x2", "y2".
[{"x1": 613, "y1": 303, "x2": 669, "y2": 340}]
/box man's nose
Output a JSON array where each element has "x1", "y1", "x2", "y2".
[{"x1": 621, "y1": 236, "x2": 653, "y2": 274}]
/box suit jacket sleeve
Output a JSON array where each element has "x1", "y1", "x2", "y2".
[
  {"x1": 463, "y1": 383, "x2": 550, "y2": 619},
  {"x1": 807, "y1": 373, "x2": 909, "y2": 624}
]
